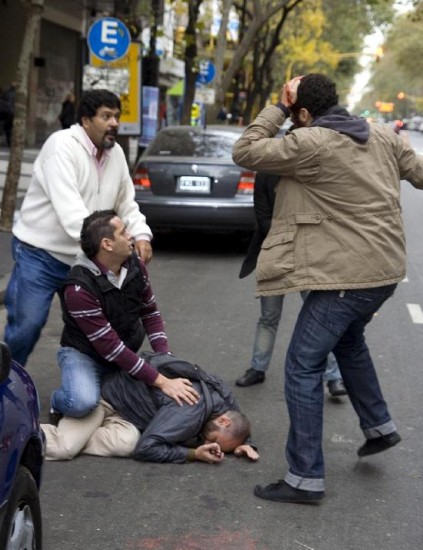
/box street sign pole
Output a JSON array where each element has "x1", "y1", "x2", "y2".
[{"x1": 195, "y1": 60, "x2": 216, "y2": 129}]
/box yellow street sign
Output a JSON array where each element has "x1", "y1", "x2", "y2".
[
  {"x1": 378, "y1": 102, "x2": 394, "y2": 113},
  {"x1": 89, "y1": 42, "x2": 141, "y2": 135}
]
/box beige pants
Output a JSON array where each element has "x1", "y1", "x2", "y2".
[{"x1": 41, "y1": 400, "x2": 140, "y2": 461}]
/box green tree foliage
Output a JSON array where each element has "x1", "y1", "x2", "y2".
[
  {"x1": 276, "y1": 0, "x2": 339, "y2": 83},
  {"x1": 152, "y1": 0, "x2": 395, "y2": 123},
  {"x1": 390, "y1": 7, "x2": 423, "y2": 80},
  {"x1": 244, "y1": 0, "x2": 393, "y2": 115},
  {"x1": 320, "y1": 0, "x2": 393, "y2": 98},
  {"x1": 355, "y1": 2, "x2": 423, "y2": 117}
]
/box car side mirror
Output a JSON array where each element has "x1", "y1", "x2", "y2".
[{"x1": 0, "y1": 341, "x2": 12, "y2": 384}]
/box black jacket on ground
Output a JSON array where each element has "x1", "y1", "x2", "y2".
[{"x1": 101, "y1": 364, "x2": 240, "y2": 463}]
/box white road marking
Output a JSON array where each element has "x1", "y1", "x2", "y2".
[
  {"x1": 331, "y1": 434, "x2": 354, "y2": 444},
  {"x1": 294, "y1": 542, "x2": 315, "y2": 550},
  {"x1": 406, "y1": 303, "x2": 423, "y2": 324},
  {"x1": 402, "y1": 276, "x2": 409, "y2": 282}
]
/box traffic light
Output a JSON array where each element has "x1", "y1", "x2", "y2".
[{"x1": 397, "y1": 91, "x2": 405, "y2": 100}]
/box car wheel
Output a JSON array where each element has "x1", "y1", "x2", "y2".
[{"x1": 0, "y1": 465, "x2": 42, "y2": 550}]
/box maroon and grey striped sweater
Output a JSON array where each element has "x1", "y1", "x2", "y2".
[{"x1": 63, "y1": 258, "x2": 168, "y2": 385}]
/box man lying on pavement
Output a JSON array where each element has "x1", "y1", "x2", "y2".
[{"x1": 41, "y1": 357, "x2": 259, "y2": 464}]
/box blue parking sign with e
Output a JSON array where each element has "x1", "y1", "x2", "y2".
[
  {"x1": 87, "y1": 17, "x2": 131, "y2": 61},
  {"x1": 196, "y1": 60, "x2": 215, "y2": 85}
]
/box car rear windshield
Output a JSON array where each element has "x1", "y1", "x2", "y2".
[{"x1": 146, "y1": 129, "x2": 241, "y2": 158}]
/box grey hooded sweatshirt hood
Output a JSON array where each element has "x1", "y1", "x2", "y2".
[
  {"x1": 311, "y1": 105, "x2": 370, "y2": 144},
  {"x1": 72, "y1": 251, "x2": 102, "y2": 275}
]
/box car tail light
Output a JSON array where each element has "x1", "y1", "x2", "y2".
[
  {"x1": 133, "y1": 166, "x2": 151, "y2": 190},
  {"x1": 236, "y1": 171, "x2": 255, "y2": 194}
]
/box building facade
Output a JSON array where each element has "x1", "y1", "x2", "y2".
[{"x1": 1, "y1": 0, "x2": 182, "y2": 146}]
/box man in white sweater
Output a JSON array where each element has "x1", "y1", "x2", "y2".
[{"x1": 4, "y1": 89, "x2": 152, "y2": 367}]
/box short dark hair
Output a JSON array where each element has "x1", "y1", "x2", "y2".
[
  {"x1": 291, "y1": 74, "x2": 338, "y2": 118},
  {"x1": 203, "y1": 410, "x2": 251, "y2": 446},
  {"x1": 76, "y1": 89, "x2": 121, "y2": 124},
  {"x1": 80, "y1": 210, "x2": 117, "y2": 259}
]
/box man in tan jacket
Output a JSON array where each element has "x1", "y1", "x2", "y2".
[{"x1": 232, "y1": 73, "x2": 423, "y2": 504}]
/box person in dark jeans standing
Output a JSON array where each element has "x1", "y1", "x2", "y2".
[
  {"x1": 236, "y1": 171, "x2": 346, "y2": 398},
  {"x1": 232, "y1": 73, "x2": 421, "y2": 503},
  {"x1": 0, "y1": 83, "x2": 15, "y2": 147}
]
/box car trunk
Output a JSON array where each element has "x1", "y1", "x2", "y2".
[{"x1": 141, "y1": 157, "x2": 245, "y2": 198}]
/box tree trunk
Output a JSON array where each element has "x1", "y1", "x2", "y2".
[
  {"x1": 244, "y1": 7, "x2": 290, "y2": 124},
  {"x1": 208, "y1": 0, "x2": 233, "y2": 122},
  {"x1": 180, "y1": 0, "x2": 203, "y2": 125},
  {"x1": 221, "y1": 0, "x2": 304, "y2": 101},
  {"x1": 0, "y1": 0, "x2": 44, "y2": 231}
]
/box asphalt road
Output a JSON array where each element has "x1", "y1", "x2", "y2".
[{"x1": 1, "y1": 133, "x2": 423, "y2": 549}]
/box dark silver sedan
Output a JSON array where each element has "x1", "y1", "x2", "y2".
[{"x1": 132, "y1": 125, "x2": 256, "y2": 232}]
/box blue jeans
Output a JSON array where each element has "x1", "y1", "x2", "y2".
[
  {"x1": 251, "y1": 293, "x2": 342, "y2": 381},
  {"x1": 251, "y1": 295, "x2": 284, "y2": 372},
  {"x1": 322, "y1": 352, "x2": 341, "y2": 383},
  {"x1": 51, "y1": 347, "x2": 115, "y2": 417},
  {"x1": 4, "y1": 238, "x2": 70, "y2": 366},
  {"x1": 284, "y1": 285, "x2": 397, "y2": 492}
]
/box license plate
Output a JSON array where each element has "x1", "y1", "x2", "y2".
[{"x1": 177, "y1": 176, "x2": 210, "y2": 194}]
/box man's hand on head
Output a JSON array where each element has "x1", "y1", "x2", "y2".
[
  {"x1": 280, "y1": 75, "x2": 303, "y2": 109},
  {"x1": 134, "y1": 239, "x2": 153, "y2": 263},
  {"x1": 233, "y1": 444, "x2": 260, "y2": 461}
]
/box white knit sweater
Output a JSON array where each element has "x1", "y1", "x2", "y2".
[{"x1": 14, "y1": 124, "x2": 152, "y2": 265}]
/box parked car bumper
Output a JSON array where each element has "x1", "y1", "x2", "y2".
[{"x1": 136, "y1": 194, "x2": 256, "y2": 231}]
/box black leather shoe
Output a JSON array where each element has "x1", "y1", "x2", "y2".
[
  {"x1": 254, "y1": 480, "x2": 324, "y2": 504},
  {"x1": 357, "y1": 431, "x2": 401, "y2": 457},
  {"x1": 49, "y1": 409, "x2": 63, "y2": 426},
  {"x1": 327, "y1": 378, "x2": 347, "y2": 397},
  {"x1": 235, "y1": 368, "x2": 265, "y2": 387}
]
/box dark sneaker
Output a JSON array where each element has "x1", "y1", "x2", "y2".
[
  {"x1": 235, "y1": 368, "x2": 265, "y2": 387},
  {"x1": 254, "y1": 480, "x2": 324, "y2": 504},
  {"x1": 327, "y1": 378, "x2": 347, "y2": 397},
  {"x1": 357, "y1": 431, "x2": 401, "y2": 457},
  {"x1": 49, "y1": 409, "x2": 63, "y2": 426}
]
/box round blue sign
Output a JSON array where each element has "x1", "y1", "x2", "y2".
[
  {"x1": 87, "y1": 17, "x2": 131, "y2": 62},
  {"x1": 196, "y1": 60, "x2": 216, "y2": 85}
]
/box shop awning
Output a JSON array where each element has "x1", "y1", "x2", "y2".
[{"x1": 166, "y1": 79, "x2": 184, "y2": 96}]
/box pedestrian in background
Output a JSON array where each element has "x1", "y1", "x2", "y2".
[
  {"x1": 0, "y1": 82, "x2": 15, "y2": 147},
  {"x1": 4, "y1": 89, "x2": 153, "y2": 367},
  {"x1": 58, "y1": 91, "x2": 76, "y2": 129},
  {"x1": 236, "y1": 171, "x2": 346, "y2": 398},
  {"x1": 233, "y1": 73, "x2": 423, "y2": 504}
]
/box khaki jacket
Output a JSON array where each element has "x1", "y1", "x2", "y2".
[{"x1": 233, "y1": 106, "x2": 423, "y2": 296}]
